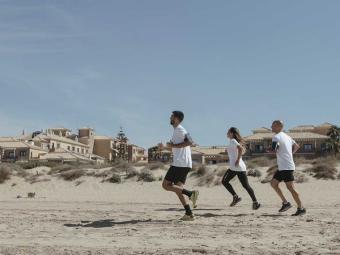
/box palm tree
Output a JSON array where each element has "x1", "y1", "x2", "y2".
[{"x1": 327, "y1": 125, "x2": 340, "y2": 157}]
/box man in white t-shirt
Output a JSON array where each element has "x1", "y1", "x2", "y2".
[
  {"x1": 162, "y1": 111, "x2": 199, "y2": 221},
  {"x1": 270, "y1": 120, "x2": 306, "y2": 216}
]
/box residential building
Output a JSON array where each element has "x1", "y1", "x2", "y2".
[
  {"x1": 0, "y1": 137, "x2": 47, "y2": 162},
  {"x1": 191, "y1": 146, "x2": 227, "y2": 164},
  {"x1": 93, "y1": 135, "x2": 116, "y2": 161},
  {"x1": 128, "y1": 144, "x2": 147, "y2": 163}
]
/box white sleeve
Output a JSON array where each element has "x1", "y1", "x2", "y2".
[
  {"x1": 272, "y1": 135, "x2": 279, "y2": 142},
  {"x1": 231, "y1": 139, "x2": 240, "y2": 146}
]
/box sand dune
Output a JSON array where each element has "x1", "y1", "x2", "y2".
[{"x1": 0, "y1": 165, "x2": 339, "y2": 255}]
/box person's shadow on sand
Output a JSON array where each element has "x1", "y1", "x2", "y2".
[{"x1": 64, "y1": 219, "x2": 171, "y2": 228}]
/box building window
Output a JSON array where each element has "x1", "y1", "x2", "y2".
[
  {"x1": 20, "y1": 151, "x2": 26, "y2": 157},
  {"x1": 77, "y1": 148, "x2": 80, "y2": 153},
  {"x1": 57, "y1": 143, "x2": 60, "y2": 149},
  {"x1": 67, "y1": 146, "x2": 70, "y2": 150},
  {"x1": 303, "y1": 144, "x2": 313, "y2": 152},
  {"x1": 81, "y1": 148, "x2": 84, "y2": 154},
  {"x1": 255, "y1": 144, "x2": 264, "y2": 152},
  {"x1": 86, "y1": 150, "x2": 89, "y2": 154},
  {"x1": 72, "y1": 147, "x2": 75, "y2": 151}
]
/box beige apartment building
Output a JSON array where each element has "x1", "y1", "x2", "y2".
[
  {"x1": 128, "y1": 144, "x2": 147, "y2": 162},
  {"x1": 0, "y1": 137, "x2": 47, "y2": 162}
]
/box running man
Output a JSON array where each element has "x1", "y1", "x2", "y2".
[
  {"x1": 222, "y1": 127, "x2": 261, "y2": 210},
  {"x1": 162, "y1": 111, "x2": 199, "y2": 221},
  {"x1": 270, "y1": 120, "x2": 306, "y2": 216}
]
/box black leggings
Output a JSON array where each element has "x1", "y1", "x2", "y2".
[{"x1": 222, "y1": 169, "x2": 257, "y2": 202}]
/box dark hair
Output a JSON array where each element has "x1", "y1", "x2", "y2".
[
  {"x1": 172, "y1": 111, "x2": 184, "y2": 122},
  {"x1": 228, "y1": 127, "x2": 245, "y2": 146}
]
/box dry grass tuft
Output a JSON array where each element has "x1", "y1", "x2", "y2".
[
  {"x1": 137, "y1": 169, "x2": 156, "y2": 182},
  {"x1": 304, "y1": 164, "x2": 337, "y2": 180},
  {"x1": 126, "y1": 167, "x2": 139, "y2": 179},
  {"x1": 59, "y1": 169, "x2": 85, "y2": 181},
  {"x1": 0, "y1": 164, "x2": 11, "y2": 184},
  {"x1": 190, "y1": 165, "x2": 208, "y2": 177},
  {"x1": 247, "y1": 168, "x2": 262, "y2": 178},
  {"x1": 246, "y1": 157, "x2": 276, "y2": 168},
  {"x1": 261, "y1": 165, "x2": 278, "y2": 183},
  {"x1": 148, "y1": 162, "x2": 165, "y2": 170},
  {"x1": 49, "y1": 164, "x2": 73, "y2": 174},
  {"x1": 294, "y1": 172, "x2": 309, "y2": 183},
  {"x1": 106, "y1": 173, "x2": 122, "y2": 183},
  {"x1": 215, "y1": 166, "x2": 227, "y2": 177},
  {"x1": 133, "y1": 161, "x2": 148, "y2": 167}
]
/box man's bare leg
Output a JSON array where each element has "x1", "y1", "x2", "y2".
[
  {"x1": 174, "y1": 182, "x2": 189, "y2": 207},
  {"x1": 271, "y1": 179, "x2": 288, "y2": 203},
  {"x1": 285, "y1": 181, "x2": 302, "y2": 208}
]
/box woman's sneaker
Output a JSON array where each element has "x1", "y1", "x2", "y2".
[
  {"x1": 252, "y1": 201, "x2": 261, "y2": 210},
  {"x1": 179, "y1": 214, "x2": 195, "y2": 221},
  {"x1": 230, "y1": 195, "x2": 242, "y2": 207},
  {"x1": 292, "y1": 208, "x2": 306, "y2": 216},
  {"x1": 190, "y1": 190, "x2": 199, "y2": 208},
  {"x1": 279, "y1": 202, "x2": 292, "y2": 212}
]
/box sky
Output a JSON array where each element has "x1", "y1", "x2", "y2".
[{"x1": 0, "y1": 0, "x2": 340, "y2": 148}]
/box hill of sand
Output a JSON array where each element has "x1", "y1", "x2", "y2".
[{"x1": 0, "y1": 164, "x2": 339, "y2": 255}]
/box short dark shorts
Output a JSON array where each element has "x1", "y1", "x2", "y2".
[
  {"x1": 273, "y1": 170, "x2": 295, "y2": 183},
  {"x1": 164, "y1": 166, "x2": 191, "y2": 184}
]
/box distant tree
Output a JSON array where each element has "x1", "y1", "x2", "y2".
[{"x1": 327, "y1": 125, "x2": 340, "y2": 157}]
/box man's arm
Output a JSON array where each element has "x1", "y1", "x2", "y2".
[
  {"x1": 292, "y1": 142, "x2": 300, "y2": 154},
  {"x1": 169, "y1": 141, "x2": 193, "y2": 148},
  {"x1": 167, "y1": 133, "x2": 194, "y2": 148}
]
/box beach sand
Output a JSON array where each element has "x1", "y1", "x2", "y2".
[{"x1": 0, "y1": 166, "x2": 339, "y2": 255}]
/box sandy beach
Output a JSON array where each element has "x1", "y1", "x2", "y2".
[{"x1": 0, "y1": 163, "x2": 339, "y2": 255}]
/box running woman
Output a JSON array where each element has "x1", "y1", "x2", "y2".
[
  {"x1": 270, "y1": 120, "x2": 306, "y2": 216},
  {"x1": 162, "y1": 111, "x2": 199, "y2": 221},
  {"x1": 222, "y1": 127, "x2": 261, "y2": 210}
]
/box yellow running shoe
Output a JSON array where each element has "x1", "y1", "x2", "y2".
[
  {"x1": 190, "y1": 190, "x2": 199, "y2": 208},
  {"x1": 179, "y1": 214, "x2": 195, "y2": 221}
]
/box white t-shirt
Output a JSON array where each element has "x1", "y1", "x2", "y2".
[
  {"x1": 171, "y1": 125, "x2": 192, "y2": 168},
  {"x1": 226, "y1": 138, "x2": 247, "y2": 172},
  {"x1": 272, "y1": 132, "x2": 297, "y2": 171}
]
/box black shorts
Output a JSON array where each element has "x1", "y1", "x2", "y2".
[
  {"x1": 164, "y1": 166, "x2": 191, "y2": 184},
  {"x1": 273, "y1": 170, "x2": 295, "y2": 183}
]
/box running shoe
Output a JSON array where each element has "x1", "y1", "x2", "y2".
[
  {"x1": 230, "y1": 196, "x2": 242, "y2": 207},
  {"x1": 292, "y1": 208, "x2": 306, "y2": 216},
  {"x1": 190, "y1": 190, "x2": 199, "y2": 208},
  {"x1": 179, "y1": 214, "x2": 195, "y2": 221},
  {"x1": 279, "y1": 202, "x2": 292, "y2": 212},
  {"x1": 252, "y1": 201, "x2": 261, "y2": 210}
]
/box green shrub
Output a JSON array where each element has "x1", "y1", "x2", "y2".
[{"x1": 138, "y1": 169, "x2": 156, "y2": 182}]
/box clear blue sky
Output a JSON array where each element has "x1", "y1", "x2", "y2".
[{"x1": 0, "y1": 0, "x2": 339, "y2": 148}]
